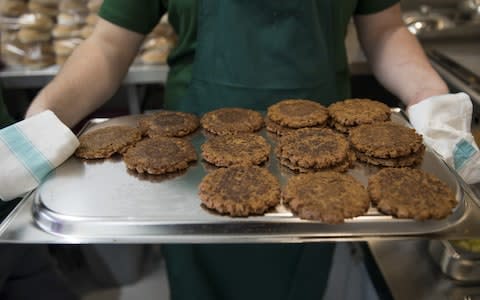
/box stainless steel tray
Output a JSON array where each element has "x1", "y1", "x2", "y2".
[
  {"x1": 32, "y1": 110, "x2": 468, "y2": 242},
  {"x1": 429, "y1": 240, "x2": 480, "y2": 282}
]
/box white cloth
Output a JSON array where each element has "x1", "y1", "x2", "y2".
[
  {"x1": 0, "y1": 110, "x2": 79, "y2": 201},
  {"x1": 408, "y1": 92, "x2": 480, "y2": 184}
]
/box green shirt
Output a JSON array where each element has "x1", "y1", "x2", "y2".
[{"x1": 99, "y1": 0, "x2": 398, "y2": 111}]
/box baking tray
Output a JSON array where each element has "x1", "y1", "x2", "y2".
[
  {"x1": 429, "y1": 240, "x2": 480, "y2": 282},
  {"x1": 32, "y1": 109, "x2": 467, "y2": 242}
]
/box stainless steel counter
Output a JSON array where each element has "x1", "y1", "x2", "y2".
[
  {"x1": 0, "y1": 64, "x2": 169, "y2": 88},
  {"x1": 368, "y1": 240, "x2": 480, "y2": 300},
  {"x1": 0, "y1": 64, "x2": 169, "y2": 114}
]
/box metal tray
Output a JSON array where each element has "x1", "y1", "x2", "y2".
[
  {"x1": 429, "y1": 240, "x2": 480, "y2": 282},
  {"x1": 32, "y1": 110, "x2": 467, "y2": 242}
]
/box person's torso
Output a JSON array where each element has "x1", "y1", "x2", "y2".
[{"x1": 165, "y1": 0, "x2": 358, "y2": 113}]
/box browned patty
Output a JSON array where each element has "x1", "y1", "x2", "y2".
[
  {"x1": 368, "y1": 168, "x2": 457, "y2": 220},
  {"x1": 267, "y1": 99, "x2": 329, "y2": 128},
  {"x1": 265, "y1": 116, "x2": 326, "y2": 136},
  {"x1": 276, "y1": 128, "x2": 350, "y2": 169},
  {"x1": 279, "y1": 156, "x2": 351, "y2": 173},
  {"x1": 283, "y1": 172, "x2": 370, "y2": 224},
  {"x1": 201, "y1": 133, "x2": 271, "y2": 167},
  {"x1": 355, "y1": 145, "x2": 425, "y2": 168},
  {"x1": 349, "y1": 123, "x2": 424, "y2": 159},
  {"x1": 123, "y1": 137, "x2": 197, "y2": 175},
  {"x1": 201, "y1": 108, "x2": 264, "y2": 135},
  {"x1": 138, "y1": 111, "x2": 199, "y2": 137},
  {"x1": 329, "y1": 119, "x2": 391, "y2": 134},
  {"x1": 265, "y1": 116, "x2": 296, "y2": 136},
  {"x1": 75, "y1": 126, "x2": 142, "y2": 159},
  {"x1": 328, "y1": 98, "x2": 391, "y2": 127},
  {"x1": 199, "y1": 165, "x2": 281, "y2": 217}
]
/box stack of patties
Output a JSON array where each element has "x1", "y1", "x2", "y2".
[
  {"x1": 53, "y1": 0, "x2": 88, "y2": 65},
  {"x1": 79, "y1": 0, "x2": 103, "y2": 40},
  {"x1": 266, "y1": 99, "x2": 329, "y2": 136},
  {"x1": 124, "y1": 110, "x2": 199, "y2": 175},
  {"x1": 0, "y1": 0, "x2": 27, "y2": 67},
  {"x1": 276, "y1": 127, "x2": 354, "y2": 173},
  {"x1": 349, "y1": 122, "x2": 425, "y2": 167},
  {"x1": 17, "y1": 10, "x2": 56, "y2": 68},
  {"x1": 328, "y1": 98, "x2": 391, "y2": 133}
]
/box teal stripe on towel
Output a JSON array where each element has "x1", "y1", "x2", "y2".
[
  {"x1": 0, "y1": 125, "x2": 53, "y2": 183},
  {"x1": 454, "y1": 139, "x2": 477, "y2": 171}
]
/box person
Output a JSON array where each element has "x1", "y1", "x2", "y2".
[{"x1": 23, "y1": 1, "x2": 453, "y2": 299}]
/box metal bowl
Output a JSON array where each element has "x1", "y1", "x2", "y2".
[{"x1": 429, "y1": 240, "x2": 480, "y2": 282}]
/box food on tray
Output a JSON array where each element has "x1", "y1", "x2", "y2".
[
  {"x1": 267, "y1": 99, "x2": 329, "y2": 129},
  {"x1": 328, "y1": 98, "x2": 391, "y2": 133},
  {"x1": 201, "y1": 108, "x2": 263, "y2": 135},
  {"x1": 201, "y1": 133, "x2": 270, "y2": 167},
  {"x1": 368, "y1": 168, "x2": 457, "y2": 220},
  {"x1": 123, "y1": 137, "x2": 197, "y2": 175},
  {"x1": 451, "y1": 240, "x2": 480, "y2": 253},
  {"x1": 75, "y1": 125, "x2": 142, "y2": 159},
  {"x1": 283, "y1": 172, "x2": 370, "y2": 224},
  {"x1": 264, "y1": 116, "x2": 296, "y2": 136},
  {"x1": 276, "y1": 128, "x2": 354, "y2": 172},
  {"x1": 138, "y1": 111, "x2": 200, "y2": 138},
  {"x1": 198, "y1": 165, "x2": 280, "y2": 217},
  {"x1": 349, "y1": 122, "x2": 425, "y2": 167}
]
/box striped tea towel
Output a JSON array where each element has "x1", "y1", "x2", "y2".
[
  {"x1": 408, "y1": 93, "x2": 480, "y2": 184},
  {"x1": 0, "y1": 110, "x2": 79, "y2": 201}
]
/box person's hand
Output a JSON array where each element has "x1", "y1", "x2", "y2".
[
  {"x1": 0, "y1": 111, "x2": 79, "y2": 200},
  {"x1": 407, "y1": 93, "x2": 480, "y2": 184}
]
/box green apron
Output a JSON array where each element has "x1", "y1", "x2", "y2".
[
  {"x1": 169, "y1": 0, "x2": 350, "y2": 114},
  {"x1": 163, "y1": 1, "x2": 341, "y2": 299}
]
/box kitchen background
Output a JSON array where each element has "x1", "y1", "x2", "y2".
[{"x1": 0, "y1": 0, "x2": 479, "y2": 299}]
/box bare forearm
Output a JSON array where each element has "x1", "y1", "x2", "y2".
[
  {"x1": 26, "y1": 19, "x2": 143, "y2": 127},
  {"x1": 27, "y1": 40, "x2": 120, "y2": 127},
  {"x1": 355, "y1": 5, "x2": 448, "y2": 106}
]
